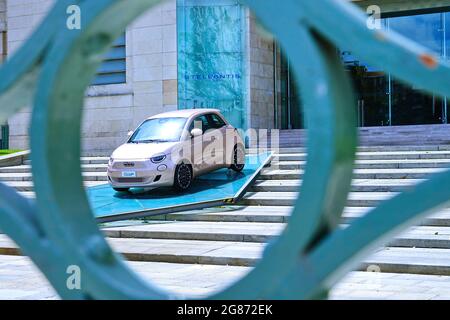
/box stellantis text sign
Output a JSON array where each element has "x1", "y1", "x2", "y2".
[{"x1": 184, "y1": 73, "x2": 242, "y2": 81}]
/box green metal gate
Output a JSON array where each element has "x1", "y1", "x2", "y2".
[{"x1": 1, "y1": 0, "x2": 450, "y2": 300}]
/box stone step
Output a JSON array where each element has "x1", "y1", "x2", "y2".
[
  {"x1": 259, "y1": 168, "x2": 447, "y2": 180},
  {"x1": 23, "y1": 157, "x2": 110, "y2": 166},
  {"x1": 3, "y1": 178, "x2": 424, "y2": 194},
  {"x1": 19, "y1": 190, "x2": 402, "y2": 206},
  {"x1": 0, "y1": 235, "x2": 263, "y2": 266},
  {"x1": 7, "y1": 159, "x2": 450, "y2": 176},
  {"x1": 360, "y1": 247, "x2": 450, "y2": 276},
  {"x1": 271, "y1": 159, "x2": 450, "y2": 170},
  {"x1": 81, "y1": 157, "x2": 110, "y2": 164},
  {"x1": 110, "y1": 238, "x2": 263, "y2": 266},
  {"x1": 20, "y1": 151, "x2": 450, "y2": 169},
  {"x1": 145, "y1": 205, "x2": 450, "y2": 227},
  {"x1": 176, "y1": 204, "x2": 437, "y2": 227},
  {"x1": 18, "y1": 192, "x2": 36, "y2": 199},
  {"x1": 0, "y1": 172, "x2": 107, "y2": 182},
  {"x1": 330, "y1": 270, "x2": 450, "y2": 300},
  {"x1": 271, "y1": 145, "x2": 450, "y2": 153},
  {"x1": 3, "y1": 233, "x2": 450, "y2": 273},
  {"x1": 103, "y1": 221, "x2": 450, "y2": 248},
  {"x1": 18, "y1": 151, "x2": 450, "y2": 169},
  {"x1": 102, "y1": 237, "x2": 450, "y2": 273},
  {"x1": 2, "y1": 181, "x2": 106, "y2": 192},
  {"x1": 103, "y1": 221, "x2": 284, "y2": 243},
  {"x1": 0, "y1": 164, "x2": 108, "y2": 173},
  {"x1": 276, "y1": 151, "x2": 450, "y2": 161},
  {"x1": 272, "y1": 147, "x2": 450, "y2": 153},
  {"x1": 3, "y1": 254, "x2": 450, "y2": 300},
  {"x1": 242, "y1": 191, "x2": 397, "y2": 207},
  {"x1": 341, "y1": 207, "x2": 450, "y2": 227},
  {"x1": 251, "y1": 179, "x2": 424, "y2": 193},
  {"x1": 145, "y1": 205, "x2": 292, "y2": 223},
  {"x1": 391, "y1": 226, "x2": 450, "y2": 249}
]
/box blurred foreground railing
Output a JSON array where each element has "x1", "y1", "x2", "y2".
[{"x1": 1, "y1": 0, "x2": 450, "y2": 299}]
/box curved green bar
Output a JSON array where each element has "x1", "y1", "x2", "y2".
[
  {"x1": 214, "y1": 0, "x2": 357, "y2": 299},
  {"x1": 0, "y1": 0, "x2": 449, "y2": 300}
]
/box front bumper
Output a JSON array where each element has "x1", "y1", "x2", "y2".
[{"x1": 107, "y1": 159, "x2": 175, "y2": 188}]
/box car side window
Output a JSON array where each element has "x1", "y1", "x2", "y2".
[
  {"x1": 189, "y1": 115, "x2": 211, "y2": 134},
  {"x1": 207, "y1": 113, "x2": 226, "y2": 129}
]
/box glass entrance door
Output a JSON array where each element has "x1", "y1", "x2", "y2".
[
  {"x1": 343, "y1": 50, "x2": 390, "y2": 127},
  {"x1": 275, "y1": 10, "x2": 450, "y2": 129},
  {"x1": 390, "y1": 80, "x2": 446, "y2": 125},
  {"x1": 279, "y1": 56, "x2": 303, "y2": 129}
]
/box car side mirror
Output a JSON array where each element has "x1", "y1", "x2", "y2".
[
  {"x1": 190, "y1": 128, "x2": 202, "y2": 138},
  {"x1": 127, "y1": 130, "x2": 134, "y2": 138}
]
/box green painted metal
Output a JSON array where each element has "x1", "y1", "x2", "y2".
[{"x1": 0, "y1": 0, "x2": 449, "y2": 300}]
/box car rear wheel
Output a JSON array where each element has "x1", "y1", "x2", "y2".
[
  {"x1": 113, "y1": 187, "x2": 129, "y2": 193},
  {"x1": 230, "y1": 144, "x2": 245, "y2": 172},
  {"x1": 173, "y1": 162, "x2": 193, "y2": 191}
]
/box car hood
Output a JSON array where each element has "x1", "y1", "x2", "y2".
[{"x1": 111, "y1": 142, "x2": 178, "y2": 160}]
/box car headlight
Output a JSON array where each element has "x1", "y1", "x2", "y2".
[{"x1": 150, "y1": 155, "x2": 166, "y2": 163}]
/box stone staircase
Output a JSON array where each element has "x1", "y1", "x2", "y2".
[
  {"x1": 274, "y1": 124, "x2": 450, "y2": 148},
  {"x1": 2, "y1": 146, "x2": 450, "y2": 299}
]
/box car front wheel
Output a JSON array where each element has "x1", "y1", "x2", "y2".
[{"x1": 173, "y1": 162, "x2": 193, "y2": 191}]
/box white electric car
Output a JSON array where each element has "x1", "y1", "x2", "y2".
[{"x1": 107, "y1": 109, "x2": 245, "y2": 192}]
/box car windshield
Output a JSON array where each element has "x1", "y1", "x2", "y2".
[{"x1": 129, "y1": 117, "x2": 187, "y2": 143}]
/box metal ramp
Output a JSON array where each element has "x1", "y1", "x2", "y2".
[{"x1": 90, "y1": 152, "x2": 273, "y2": 222}]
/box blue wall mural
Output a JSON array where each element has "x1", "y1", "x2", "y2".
[{"x1": 177, "y1": 0, "x2": 246, "y2": 129}]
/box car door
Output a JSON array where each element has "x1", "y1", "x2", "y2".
[
  {"x1": 188, "y1": 115, "x2": 210, "y2": 174},
  {"x1": 205, "y1": 113, "x2": 227, "y2": 169}
]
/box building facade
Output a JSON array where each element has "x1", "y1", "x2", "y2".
[{"x1": 1, "y1": 0, "x2": 449, "y2": 153}]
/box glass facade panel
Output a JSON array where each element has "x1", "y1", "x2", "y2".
[
  {"x1": 349, "y1": 11, "x2": 449, "y2": 127},
  {"x1": 389, "y1": 13, "x2": 445, "y2": 125},
  {"x1": 446, "y1": 13, "x2": 450, "y2": 59},
  {"x1": 389, "y1": 13, "x2": 442, "y2": 54},
  {"x1": 177, "y1": 0, "x2": 246, "y2": 130},
  {"x1": 277, "y1": 10, "x2": 450, "y2": 128}
]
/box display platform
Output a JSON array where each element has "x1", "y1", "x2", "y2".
[{"x1": 90, "y1": 152, "x2": 273, "y2": 222}]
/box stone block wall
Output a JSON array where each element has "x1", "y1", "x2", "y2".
[
  {"x1": 6, "y1": 0, "x2": 178, "y2": 154},
  {"x1": 246, "y1": 12, "x2": 275, "y2": 130},
  {"x1": 4, "y1": 0, "x2": 55, "y2": 150}
]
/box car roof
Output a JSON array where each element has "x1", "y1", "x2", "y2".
[{"x1": 147, "y1": 108, "x2": 221, "y2": 120}]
